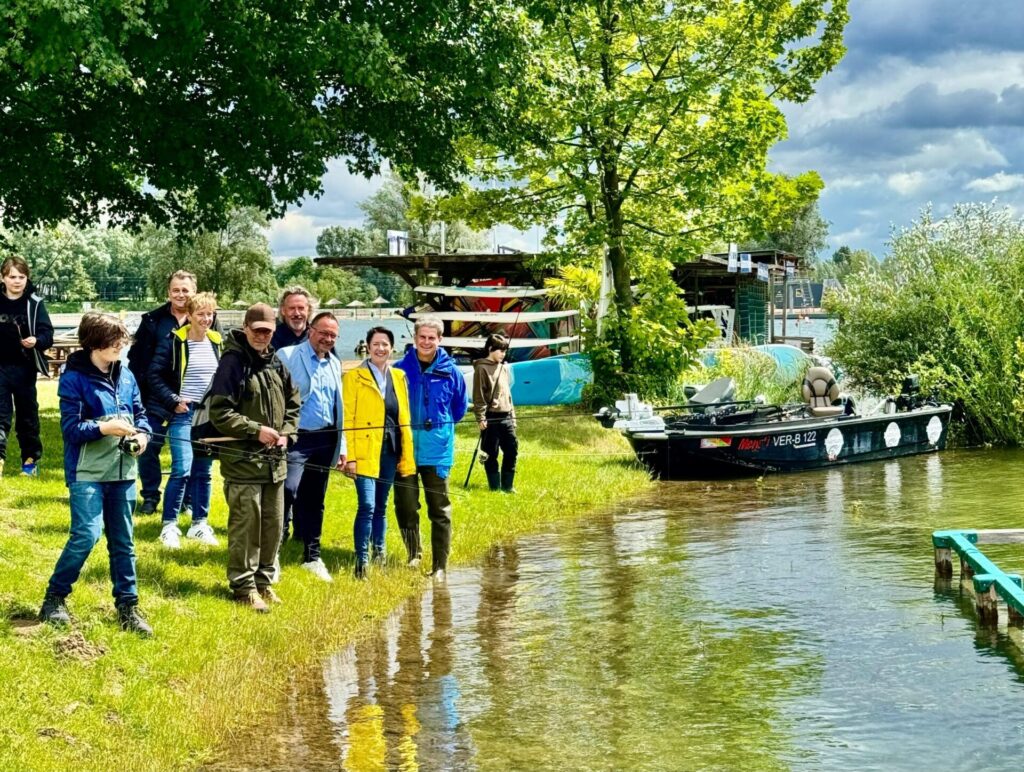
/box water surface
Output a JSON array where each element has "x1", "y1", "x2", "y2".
[{"x1": 209, "y1": 448, "x2": 1024, "y2": 771}]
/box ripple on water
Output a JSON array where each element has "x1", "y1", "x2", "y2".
[{"x1": 207, "y1": 448, "x2": 1024, "y2": 772}]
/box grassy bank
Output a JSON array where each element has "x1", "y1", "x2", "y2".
[{"x1": 0, "y1": 382, "x2": 651, "y2": 771}]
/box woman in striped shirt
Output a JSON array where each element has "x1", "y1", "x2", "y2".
[{"x1": 148, "y1": 292, "x2": 223, "y2": 548}]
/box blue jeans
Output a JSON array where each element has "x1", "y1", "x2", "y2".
[
  {"x1": 353, "y1": 447, "x2": 398, "y2": 565},
  {"x1": 47, "y1": 480, "x2": 138, "y2": 604},
  {"x1": 162, "y1": 408, "x2": 213, "y2": 525}
]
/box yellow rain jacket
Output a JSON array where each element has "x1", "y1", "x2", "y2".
[{"x1": 342, "y1": 363, "x2": 416, "y2": 479}]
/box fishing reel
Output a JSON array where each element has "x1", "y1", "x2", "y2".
[{"x1": 119, "y1": 434, "x2": 143, "y2": 457}]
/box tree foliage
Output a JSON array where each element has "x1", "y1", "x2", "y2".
[
  {"x1": 815, "y1": 245, "x2": 879, "y2": 283},
  {"x1": 748, "y1": 200, "x2": 830, "y2": 264},
  {"x1": 0, "y1": 0, "x2": 529, "y2": 232},
  {"x1": 4, "y1": 225, "x2": 97, "y2": 301},
  {"x1": 444, "y1": 0, "x2": 848, "y2": 397},
  {"x1": 825, "y1": 204, "x2": 1024, "y2": 445},
  {"x1": 142, "y1": 208, "x2": 277, "y2": 302},
  {"x1": 273, "y1": 256, "x2": 378, "y2": 308}
]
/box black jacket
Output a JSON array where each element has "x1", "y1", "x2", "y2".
[
  {"x1": 146, "y1": 325, "x2": 223, "y2": 423},
  {"x1": 270, "y1": 321, "x2": 307, "y2": 351},
  {"x1": 127, "y1": 301, "x2": 221, "y2": 400},
  {"x1": 0, "y1": 279, "x2": 54, "y2": 377}
]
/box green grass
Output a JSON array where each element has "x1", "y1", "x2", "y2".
[{"x1": 0, "y1": 382, "x2": 651, "y2": 771}]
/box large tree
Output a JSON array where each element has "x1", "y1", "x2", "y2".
[
  {"x1": 445, "y1": 0, "x2": 848, "y2": 380},
  {"x1": 143, "y1": 207, "x2": 277, "y2": 302},
  {"x1": 0, "y1": 0, "x2": 528, "y2": 232}
]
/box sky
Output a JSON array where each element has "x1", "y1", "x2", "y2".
[{"x1": 267, "y1": 0, "x2": 1024, "y2": 261}]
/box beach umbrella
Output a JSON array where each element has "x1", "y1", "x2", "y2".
[
  {"x1": 232, "y1": 300, "x2": 248, "y2": 307},
  {"x1": 325, "y1": 298, "x2": 342, "y2": 307},
  {"x1": 371, "y1": 296, "x2": 389, "y2": 306},
  {"x1": 346, "y1": 299, "x2": 366, "y2": 308}
]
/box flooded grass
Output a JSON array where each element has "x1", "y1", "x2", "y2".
[{"x1": 0, "y1": 383, "x2": 651, "y2": 771}]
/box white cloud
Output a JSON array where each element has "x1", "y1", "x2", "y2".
[
  {"x1": 966, "y1": 172, "x2": 1024, "y2": 192},
  {"x1": 887, "y1": 171, "x2": 929, "y2": 196}
]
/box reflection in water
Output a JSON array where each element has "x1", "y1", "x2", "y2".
[{"x1": 210, "y1": 448, "x2": 1024, "y2": 772}]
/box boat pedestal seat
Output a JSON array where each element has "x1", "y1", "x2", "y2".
[
  {"x1": 809, "y1": 405, "x2": 844, "y2": 417},
  {"x1": 802, "y1": 366, "x2": 843, "y2": 418}
]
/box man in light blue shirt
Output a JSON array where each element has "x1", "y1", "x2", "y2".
[{"x1": 275, "y1": 311, "x2": 345, "y2": 581}]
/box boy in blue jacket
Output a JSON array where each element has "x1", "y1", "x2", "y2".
[
  {"x1": 39, "y1": 313, "x2": 154, "y2": 636},
  {"x1": 394, "y1": 317, "x2": 467, "y2": 580}
]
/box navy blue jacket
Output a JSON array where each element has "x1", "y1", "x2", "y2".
[{"x1": 59, "y1": 350, "x2": 151, "y2": 485}]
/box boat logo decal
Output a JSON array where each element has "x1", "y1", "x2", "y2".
[
  {"x1": 884, "y1": 422, "x2": 901, "y2": 448},
  {"x1": 825, "y1": 428, "x2": 844, "y2": 461},
  {"x1": 926, "y1": 415, "x2": 943, "y2": 445},
  {"x1": 737, "y1": 437, "x2": 769, "y2": 451},
  {"x1": 771, "y1": 430, "x2": 817, "y2": 450},
  {"x1": 700, "y1": 437, "x2": 732, "y2": 449}
]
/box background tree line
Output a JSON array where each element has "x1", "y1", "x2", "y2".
[{"x1": 3, "y1": 172, "x2": 490, "y2": 311}]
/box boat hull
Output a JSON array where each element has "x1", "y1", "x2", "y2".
[{"x1": 626, "y1": 406, "x2": 952, "y2": 479}]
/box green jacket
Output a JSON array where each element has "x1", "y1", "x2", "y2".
[{"x1": 207, "y1": 329, "x2": 300, "y2": 484}]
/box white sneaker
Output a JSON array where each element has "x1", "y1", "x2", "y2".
[
  {"x1": 300, "y1": 559, "x2": 333, "y2": 583},
  {"x1": 185, "y1": 521, "x2": 219, "y2": 546},
  {"x1": 159, "y1": 523, "x2": 182, "y2": 550}
]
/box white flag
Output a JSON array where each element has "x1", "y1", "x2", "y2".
[{"x1": 727, "y1": 243, "x2": 738, "y2": 273}]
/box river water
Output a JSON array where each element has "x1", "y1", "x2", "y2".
[{"x1": 209, "y1": 448, "x2": 1024, "y2": 771}]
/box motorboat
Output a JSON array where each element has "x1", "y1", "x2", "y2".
[{"x1": 597, "y1": 369, "x2": 952, "y2": 479}]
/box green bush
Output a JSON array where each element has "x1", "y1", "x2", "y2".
[
  {"x1": 825, "y1": 203, "x2": 1024, "y2": 445},
  {"x1": 676, "y1": 346, "x2": 808, "y2": 406}
]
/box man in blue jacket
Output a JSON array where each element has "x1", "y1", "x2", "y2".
[{"x1": 394, "y1": 316, "x2": 467, "y2": 581}]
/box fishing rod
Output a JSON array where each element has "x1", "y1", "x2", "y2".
[{"x1": 148, "y1": 430, "x2": 470, "y2": 498}]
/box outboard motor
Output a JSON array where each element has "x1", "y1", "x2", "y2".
[{"x1": 895, "y1": 375, "x2": 920, "y2": 412}]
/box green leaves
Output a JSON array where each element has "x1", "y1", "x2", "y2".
[
  {"x1": 826, "y1": 203, "x2": 1024, "y2": 445},
  {"x1": 0, "y1": 0, "x2": 530, "y2": 231}
]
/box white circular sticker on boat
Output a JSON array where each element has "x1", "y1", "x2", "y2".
[
  {"x1": 926, "y1": 415, "x2": 943, "y2": 445},
  {"x1": 884, "y1": 422, "x2": 901, "y2": 448},
  {"x1": 825, "y1": 428, "x2": 844, "y2": 460}
]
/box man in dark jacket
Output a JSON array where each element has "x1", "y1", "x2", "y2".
[
  {"x1": 270, "y1": 286, "x2": 315, "y2": 350},
  {"x1": 0, "y1": 255, "x2": 54, "y2": 477},
  {"x1": 127, "y1": 270, "x2": 220, "y2": 513},
  {"x1": 393, "y1": 316, "x2": 467, "y2": 581},
  {"x1": 208, "y1": 303, "x2": 300, "y2": 612}
]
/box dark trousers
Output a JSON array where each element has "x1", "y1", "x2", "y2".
[
  {"x1": 225, "y1": 480, "x2": 284, "y2": 594},
  {"x1": 481, "y1": 416, "x2": 518, "y2": 490},
  {"x1": 136, "y1": 417, "x2": 168, "y2": 504},
  {"x1": 0, "y1": 363, "x2": 42, "y2": 463},
  {"x1": 283, "y1": 430, "x2": 335, "y2": 563},
  {"x1": 394, "y1": 466, "x2": 452, "y2": 572}
]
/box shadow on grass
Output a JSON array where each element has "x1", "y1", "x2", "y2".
[
  {"x1": 79, "y1": 560, "x2": 225, "y2": 600},
  {"x1": 11, "y1": 493, "x2": 69, "y2": 510}
]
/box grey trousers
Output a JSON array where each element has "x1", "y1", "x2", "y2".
[
  {"x1": 225, "y1": 480, "x2": 284, "y2": 595},
  {"x1": 393, "y1": 466, "x2": 452, "y2": 572}
]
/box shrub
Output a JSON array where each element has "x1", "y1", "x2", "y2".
[{"x1": 825, "y1": 203, "x2": 1024, "y2": 445}]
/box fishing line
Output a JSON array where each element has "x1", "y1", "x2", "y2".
[{"x1": 145, "y1": 429, "x2": 471, "y2": 498}]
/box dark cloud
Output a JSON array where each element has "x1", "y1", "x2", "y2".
[
  {"x1": 884, "y1": 84, "x2": 1024, "y2": 129},
  {"x1": 843, "y1": 0, "x2": 1024, "y2": 66}
]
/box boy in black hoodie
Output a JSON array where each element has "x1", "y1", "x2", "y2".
[{"x1": 0, "y1": 255, "x2": 54, "y2": 477}]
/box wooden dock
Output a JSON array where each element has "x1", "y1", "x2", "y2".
[{"x1": 933, "y1": 529, "x2": 1024, "y2": 626}]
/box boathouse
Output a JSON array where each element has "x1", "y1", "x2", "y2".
[{"x1": 672, "y1": 249, "x2": 806, "y2": 348}]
